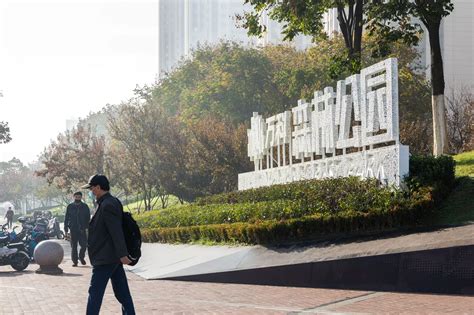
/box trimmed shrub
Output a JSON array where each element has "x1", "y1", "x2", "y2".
[
  {"x1": 197, "y1": 156, "x2": 455, "y2": 206},
  {"x1": 196, "y1": 177, "x2": 395, "y2": 206},
  {"x1": 137, "y1": 155, "x2": 455, "y2": 245},
  {"x1": 136, "y1": 177, "x2": 408, "y2": 229},
  {"x1": 141, "y1": 186, "x2": 435, "y2": 245},
  {"x1": 407, "y1": 155, "x2": 456, "y2": 201}
]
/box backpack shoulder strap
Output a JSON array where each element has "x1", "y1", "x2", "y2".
[{"x1": 113, "y1": 197, "x2": 125, "y2": 213}]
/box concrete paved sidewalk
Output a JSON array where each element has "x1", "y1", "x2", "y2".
[
  {"x1": 0, "y1": 240, "x2": 473, "y2": 314},
  {"x1": 1, "y1": 217, "x2": 473, "y2": 314}
]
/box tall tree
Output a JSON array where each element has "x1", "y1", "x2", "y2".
[
  {"x1": 0, "y1": 89, "x2": 10, "y2": 143},
  {"x1": 107, "y1": 102, "x2": 166, "y2": 212},
  {"x1": 36, "y1": 125, "x2": 107, "y2": 191},
  {"x1": 366, "y1": 0, "x2": 454, "y2": 155},
  {"x1": 155, "y1": 115, "x2": 252, "y2": 202},
  {"x1": 242, "y1": 0, "x2": 453, "y2": 155},
  {"x1": 0, "y1": 158, "x2": 31, "y2": 210},
  {"x1": 445, "y1": 88, "x2": 474, "y2": 153},
  {"x1": 188, "y1": 116, "x2": 252, "y2": 195},
  {"x1": 152, "y1": 42, "x2": 289, "y2": 124},
  {"x1": 0, "y1": 121, "x2": 11, "y2": 144},
  {"x1": 29, "y1": 160, "x2": 68, "y2": 207},
  {"x1": 153, "y1": 117, "x2": 198, "y2": 203},
  {"x1": 240, "y1": 0, "x2": 365, "y2": 72}
]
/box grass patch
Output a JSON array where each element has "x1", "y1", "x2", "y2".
[
  {"x1": 124, "y1": 195, "x2": 183, "y2": 213},
  {"x1": 428, "y1": 150, "x2": 474, "y2": 226},
  {"x1": 430, "y1": 176, "x2": 474, "y2": 225},
  {"x1": 453, "y1": 150, "x2": 474, "y2": 177}
]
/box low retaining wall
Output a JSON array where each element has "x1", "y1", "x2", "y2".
[{"x1": 164, "y1": 244, "x2": 474, "y2": 296}]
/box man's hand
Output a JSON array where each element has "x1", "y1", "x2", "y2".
[{"x1": 120, "y1": 256, "x2": 132, "y2": 265}]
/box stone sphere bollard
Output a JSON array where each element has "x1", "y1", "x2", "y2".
[{"x1": 34, "y1": 240, "x2": 64, "y2": 275}]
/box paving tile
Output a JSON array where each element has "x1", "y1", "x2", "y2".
[{"x1": 0, "y1": 239, "x2": 473, "y2": 314}]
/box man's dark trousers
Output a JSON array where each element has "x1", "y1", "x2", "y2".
[
  {"x1": 6, "y1": 218, "x2": 13, "y2": 229},
  {"x1": 86, "y1": 263, "x2": 135, "y2": 315},
  {"x1": 70, "y1": 229, "x2": 87, "y2": 264}
]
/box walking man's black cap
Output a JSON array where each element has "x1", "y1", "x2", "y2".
[{"x1": 81, "y1": 174, "x2": 109, "y2": 189}]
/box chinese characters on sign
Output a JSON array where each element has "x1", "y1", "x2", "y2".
[{"x1": 239, "y1": 58, "x2": 409, "y2": 190}]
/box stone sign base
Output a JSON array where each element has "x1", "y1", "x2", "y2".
[{"x1": 238, "y1": 144, "x2": 409, "y2": 190}]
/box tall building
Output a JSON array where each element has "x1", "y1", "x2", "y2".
[
  {"x1": 420, "y1": 0, "x2": 474, "y2": 91},
  {"x1": 158, "y1": 0, "x2": 186, "y2": 76},
  {"x1": 323, "y1": 8, "x2": 340, "y2": 37},
  {"x1": 322, "y1": 1, "x2": 474, "y2": 91},
  {"x1": 158, "y1": 0, "x2": 253, "y2": 77},
  {"x1": 158, "y1": 1, "x2": 473, "y2": 90},
  {"x1": 157, "y1": 0, "x2": 312, "y2": 77}
]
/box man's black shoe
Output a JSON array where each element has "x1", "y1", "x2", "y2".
[
  {"x1": 72, "y1": 263, "x2": 78, "y2": 267},
  {"x1": 80, "y1": 258, "x2": 86, "y2": 265}
]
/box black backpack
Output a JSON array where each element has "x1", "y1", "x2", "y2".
[
  {"x1": 116, "y1": 197, "x2": 142, "y2": 266},
  {"x1": 122, "y1": 211, "x2": 142, "y2": 266}
]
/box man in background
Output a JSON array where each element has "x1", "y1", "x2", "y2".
[
  {"x1": 4, "y1": 207, "x2": 14, "y2": 229},
  {"x1": 64, "y1": 191, "x2": 90, "y2": 267}
]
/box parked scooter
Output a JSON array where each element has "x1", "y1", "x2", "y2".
[
  {"x1": 47, "y1": 217, "x2": 64, "y2": 239},
  {"x1": 17, "y1": 216, "x2": 49, "y2": 258},
  {"x1": 0, "y1": 225, "x2": 30, "y2": 271}
]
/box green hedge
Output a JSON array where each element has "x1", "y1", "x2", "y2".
[
  {"x1": 138, "y1": 155, "x2": 455, "y2": 245},
  {"x1": 136, "y1": 177, "x2": 409, "y2": 229},
  {"x1": 196, "y1": 177, "x2": 400, "y2": 206},
  {"x1": 196, "y1": 155, "x2": 455, "y2": 205},
  {"x1": 142, "y1": 186, "x2": 435, "y2": 244}
]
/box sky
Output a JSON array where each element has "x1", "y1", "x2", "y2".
[{"x1": 0, "y1": 0, "x2": 158, "y2": 164}]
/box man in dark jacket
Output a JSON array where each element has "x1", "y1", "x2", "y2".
[
  {"x1": 4, "y1": 207, "x2": 14, "y2": 229},
  {"x1": 82, "y1": 174, "x2": 135, "y2": 315},
  {"x1": 64, "y1": 191, "x2": 90, "y2": 266}
]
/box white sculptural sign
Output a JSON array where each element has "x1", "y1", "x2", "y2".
[{"x1": 238, "y1": 58, "x2": 409, "y2": 190}]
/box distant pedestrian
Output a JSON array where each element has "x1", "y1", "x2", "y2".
[
  {"x1": 4, "y1": 207, "x2": 14, "y2": 229},
  {"x1": 82, "y1": 174, "x2": 135, "y2": 315},
  {"x1": 64, "y1": 191, "x2": 90, "y2": 267}
]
